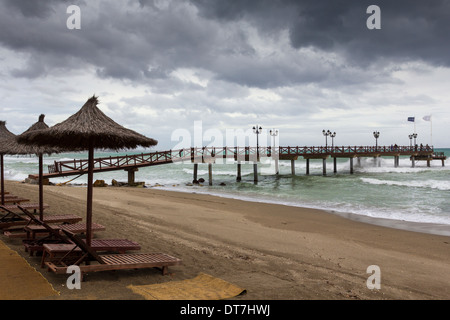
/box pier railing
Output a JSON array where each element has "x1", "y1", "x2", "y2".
[{"x1": 46, "y1": 145, "x2": 434, "y2": 177}]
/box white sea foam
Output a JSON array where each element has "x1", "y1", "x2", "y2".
[{"x1": 361, "y1": 177, "x2": 450, "y2": 191}]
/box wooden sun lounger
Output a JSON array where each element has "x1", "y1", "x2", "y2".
[
  {"x1": 3, "y1": 195, "x2": 19, "y2": 199},
  {"x1": 45, "y1": 230, "x2": 182, "y2": 280},
  {"x1": 1, "y1": 204, "x2": 43, "y2": 230},
  {"x1": 22, "y1": 222, "x2": 106, "y2": 240},
  {"x1": 3, "y1": 223, "x2": 105, "y2": 239},
  {"x1": 0, "y1": 205, "x2": 81, "y2": 230},
  {"x1": 1, "y1": 214, "x2": 82, "y2": 230},
  {"x1": 0, "y1": 203, "x2": 49, "y2": 213},
  {"x1": 2, "y1": 197, "x2": 30, "y2": 204},
  {"x1": 41, "y1": 239, "x2": 141, "y2": 267},
  {"x1": 16, "y1": 207, "x2": 141, "y2": 260}
]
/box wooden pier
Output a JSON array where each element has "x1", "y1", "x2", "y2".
[
  {"x1": 30, "y1": 145, "x2": 446, "y2": 185},
  {"x1": 412, "y1": 151, "x2": 447, "y2": 167}
]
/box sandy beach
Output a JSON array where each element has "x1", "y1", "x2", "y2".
[{"x1": 1, "y1": 179, "x2": 449, "y2": 300}]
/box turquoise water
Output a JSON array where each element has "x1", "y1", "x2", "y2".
[{"x1": 3, "y1": 148, "x2": 450, "y2": 233}]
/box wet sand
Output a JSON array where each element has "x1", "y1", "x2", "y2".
[{"x1": 1, "y1": 180, "x2": 450, "y2": 300}]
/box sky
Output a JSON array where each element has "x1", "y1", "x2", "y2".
[{"x1": 0, "y1": 0, "x2": 449, "y2": 151}]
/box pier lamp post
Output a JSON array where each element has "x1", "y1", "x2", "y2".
[
  {"x1": 330, "y1": 131, "x2": 336, "y2": 151},
  {"x1": 408, "y1": 134, "x2": 413, "y2": 148},
  {"x1": 253, "y1": 125, "x2": 262, "y2": 160},
  {"x1": 323, "y1": 130, "x2": 331, "y2": 151},
  {"x1": 270, "y1": 129, "x2": 279, "y2": 174},
  {"x1": 373, "y1": 131, "x2": 380, "y2": 151},
  {"x1": 269, "y1": 129, "x2": 278, "y2": 150},
  {"x1": 412, "y1": 133, "x2": 418, "y2": 147}
]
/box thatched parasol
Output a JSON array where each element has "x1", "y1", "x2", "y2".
[
  {"x1": 17, "y1": 95, "x2": 158, "y2": 246},
  {"x1": 0, "y1": 121, "x2": 16, "y2": 205},
  {"x1": 0, "y1": 115, "x2": 62, "y2": 218}
]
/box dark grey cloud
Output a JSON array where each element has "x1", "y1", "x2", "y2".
[
  {"x1": 2, "y1": 0, "x2": 76, "y2": 18},
  {"x1": 0, "y1": 0, "x2": 449, "y2": 91},
  {"x1": 193, "y1": 0, "x2": 450, "y2": 66}
]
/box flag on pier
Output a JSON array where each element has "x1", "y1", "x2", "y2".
[
  {"x1": 423, "y1": 115, "x2": 432, "y2": 145},
  {"x1": 407, "y1": 117, "x2": 415, "y2": 122}
]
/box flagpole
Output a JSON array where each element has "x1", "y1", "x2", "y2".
[
  {"x1": 431, "y1": 116, "x2": 433, "y2": 146},
  {"x1": 414, "y1": 115, "x2": 416, "y2": 134}
]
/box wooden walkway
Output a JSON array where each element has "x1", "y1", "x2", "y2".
[{"x1": 28, "y1": 145, "x2": 446, "y2": 185}]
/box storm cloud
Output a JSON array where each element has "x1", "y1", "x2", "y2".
[
  {"x1": 4, "y1": 0, "x2": 449, "y2": 86},
  {"x1": 0, "y1": 0, "x2": 449, "y2": 148}
]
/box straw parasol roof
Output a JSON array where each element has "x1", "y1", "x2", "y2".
[
  {"x1": 0, "y1": 115, "x2": 62, "y2": 155},
  {"x1": 0, "y1": 121, "x2": 15, "y2": 143},
  {"x1": 17, "y1": 95, "x2": 158, "y2": 247},
  {"x1": 17, "y1": 95, "x2": 158, "y2": 150},
  {"x1": 0, "y1": 121, "x2": 16, "y2": 205},
  {"x1": 0, "y1": 115, "x2": 64, "y2": 216}
]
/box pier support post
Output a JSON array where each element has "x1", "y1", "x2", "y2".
[
  {"x1": 208, "y1": 163, "x2": 212, "y2": 186},
  {"x1": 427, "y1": 158, "x2": 431, "y2": 167},
  {"x1": 193, "y1": 163, "x2": 198, "y2": 181},
  {"x1": 394, "y1": 156, "x2": 399, "y2": 168},
  {"x1": 236, "y1": 162, "x2": 242, "y2": 182},
  {"x1": 253, "y1": 163, "x2": 258, "y2": 184},
  {"x1": 357, "y1": 157, "x2": 361, "y2": 167},
  {"x1": 125, "y1": 168, "x2": 138, "y2": 185},
  {"x1": 333, "y1": 157, "x2": 337, "y2": 174},
  {"x1": 322, "y1": 158, "x2": 327, "y2": 176},
  {"x1": 306, "y1": 159, "x2": 310, "y2": 175},
  {"x1": 411, "y1": 156, "x2": 415, "y2": 168},
  {"x1": 275, "y1": 158, "x2": 279, "y2": 175},
  {"x1": 291, "y1": 159, "x2": 295, "y2": 176},
  {"x1": 350, "y1": 157, "x2": 354, "y2": 174}
]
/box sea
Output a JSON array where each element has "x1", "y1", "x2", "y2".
[{"x1": 3, "y1": 148, "x2": 450, "y2": 236}]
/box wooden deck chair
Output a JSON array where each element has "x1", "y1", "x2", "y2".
[
  {"x1": 3, "y1": 194, "x2": 19, "y2": 199},
  {"x1": 17, "y1": 206, "x2": 140, "y2": 258},
  {"x1": 0, "y1": 203, "x2": 49, "y2": 213},
  {"x1": 45, "y1": 229, "x2": 182, "y2": 280},
  {"x1": 16, "y1": 207, "x2": 73, "y2": 255},
  {"x1": 1, "y1": 205, "x2": 86, "y2": 238},
  {"x1": 0, "y1": 205, "x2": 82, "y2": 230},
  {"x1": 41, "y1": 239, "x2": 142, "y2": 268},
  {"x1": 2, "y1": 197, "x2": 30, "y2": 204},
  {"x1": 21, "y1": 222, "x2": 106, "y2": 240},
  {"x1": 0, "y1": 205, "x2": 25, "y2": 229}
]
